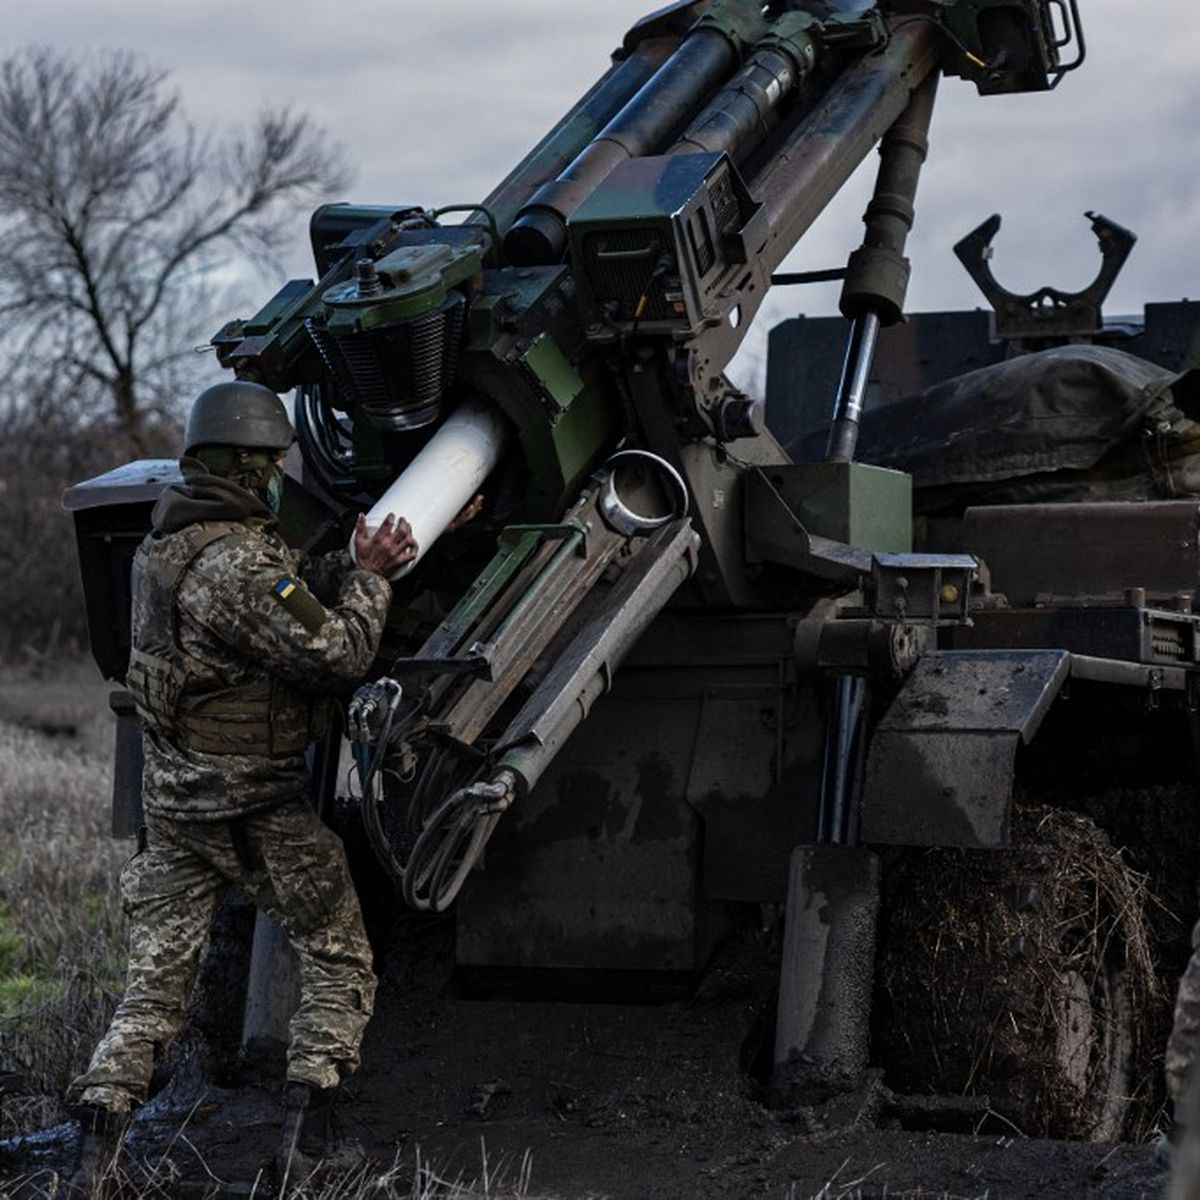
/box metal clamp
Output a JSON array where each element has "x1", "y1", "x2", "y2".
[{"x1": 954, "y1": 210, "x2": 1135, "y2": 340}]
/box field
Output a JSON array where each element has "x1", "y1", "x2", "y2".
[
  {"x1": 0, "y1": 668, "x2": 125, "y2": 1139},
  {"x1": 0, "y1": 666, "x2": 1172, "y2": 1199},
  {"x1": 0, "y1": 669, "x2": 539, "y2": 1197}
]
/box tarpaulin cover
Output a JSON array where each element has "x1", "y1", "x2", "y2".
[{"x1": 839, "y1": 345, "x2": 1200, "y2": 514}]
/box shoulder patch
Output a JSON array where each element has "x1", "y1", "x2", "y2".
[{"x1": 270, "y1": 576, "x2": 327, "y2": 634}]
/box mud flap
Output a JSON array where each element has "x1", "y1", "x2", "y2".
[
  {"x1": 773, "y1": 845, "x2": 880, "y2": 1099},
  {"x1": 860, "y1": 649, "x2": 1070, "y2": 848}
]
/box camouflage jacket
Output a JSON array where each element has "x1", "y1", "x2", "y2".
[{"x1": 134, "y1": 458, "x2": 391, "y2": 821}]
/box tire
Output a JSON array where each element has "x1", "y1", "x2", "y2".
[{"x1": 874, "y1": 805, "x2": 1154, "y2": 1140}]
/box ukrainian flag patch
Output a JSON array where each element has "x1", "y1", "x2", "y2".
[{"x1": 270, "y1": 576, "x2": 327, "y2": 634}]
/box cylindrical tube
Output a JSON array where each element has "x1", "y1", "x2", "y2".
[
  {"x1": 839, "y1": 70, "x2": 940, "y2": 324},
  {"x1": 477, "y1": 38, "x2": 674, "y2": 238},
  {"x1": 826, "y1": 310, "x2": 880, "y2": 463},
  {"x1": 504, "y1": 27, "x2": 739, "y2": 266},
  {"x1": 826, "y1": 70, "x2": 940, "y2": 464},
  {"x1": 497, "y1": 522, "x2": 699, "y2": 792},
  {"x1": 748, "y1": 22, "x2": 939, "y2": 278},
  {"x1": 354, "y1": 398, "x2": 510, "y2": 579},
  {"x1": 670, "y1": 39, "x2": 813, "y2": 163}
]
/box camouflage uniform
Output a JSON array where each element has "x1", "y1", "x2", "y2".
[
  {"x1": 1166, "y1": 921, "x2": 1200, "y2": 1104},
  {"x1": 70, "y1": 459, "x2": 391, "y2": 1115}
]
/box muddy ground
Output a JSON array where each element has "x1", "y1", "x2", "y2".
[
  {"x1": 0, "y1": 673, "x2": 1171, "y2": 1198},
  {"x1": 1, "y1": 913, "x2": 1168, "y2": 1199}
]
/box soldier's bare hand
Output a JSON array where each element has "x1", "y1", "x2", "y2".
[
  {"x1": 355, "y1": 513, "x2": 418, "y2": 577},
  {"x1": 446, "y1": 493, "x2": 485, "y2": 533}
]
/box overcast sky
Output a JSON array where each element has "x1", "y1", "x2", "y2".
[{"x1": 10, "y1": 1, "x2": 1198, "y2": 382}]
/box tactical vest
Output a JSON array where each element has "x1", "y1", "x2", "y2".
[{"x1": 126, "y1": 521, "x2": 328, "y2": 757}]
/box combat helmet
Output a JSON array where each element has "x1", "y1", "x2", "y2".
[{"x1": 184, "y1": 380, "x2": 295, "y2": 455}]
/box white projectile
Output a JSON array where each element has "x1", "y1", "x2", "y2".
[{"x1": 352, "y1": 397, "x2": 510, "y2": 579}]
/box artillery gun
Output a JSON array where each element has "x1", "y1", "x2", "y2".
[{"x1": 66, "y1": 0, "x2": 1195, "y2": 1142}]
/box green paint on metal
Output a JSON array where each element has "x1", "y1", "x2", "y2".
[
  {"x1": 460, "y1": 267, "x2": 618, "y2": 521},
  {"x1": 551, "y1": 387, "x2": 615, "y2": 493},
  {"x1": 522, "y1": 335, "x2": 585, "y2": 415},
  {"x1": 351, "y1": 418, "x2": 391, "y2": 482},
  {"x1": 695, "y1": 0, "x2": 770, "y2": 58},
  {"x1": 760, "y1": 461, "x2": 912, "y2": 553},
  {"x1": 241, "y1": 279, "x2": 313, "y2": 336},
  {"x1": 940, "y1": 0, "x2": 1066, "y2": 94},
  {"x1": 324, "y1": 241, "x2": 483, "y2": 331},
  {"x1": 431, "y1": 531, "x2": 543, "y2": 655},
  {"x1": 758, "y1": 12, "x2": 819, "y2": 69}
]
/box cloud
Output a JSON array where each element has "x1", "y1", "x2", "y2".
[{"x1": 10, "y1": 0, "x2": 1198, "y2": 319}]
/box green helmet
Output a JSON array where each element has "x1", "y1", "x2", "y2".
[{"x1": 184, "y1": 381, "x2": 295, "y2": 455}]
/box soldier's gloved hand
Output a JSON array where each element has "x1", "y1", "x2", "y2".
[{"x1": 355, "y1": 513, "x2": 417, "y2": 577}]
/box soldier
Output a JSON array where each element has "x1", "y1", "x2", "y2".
[
  {"x1": 65, "y1": 380, "x2": 413, "y2": 1192},
  {"x1": 1163, "y1": 936, "x2": 1200, "y2": 1172}
]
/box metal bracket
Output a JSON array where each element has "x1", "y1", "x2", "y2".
[
  {"x1": 868, "y1": 553, "x2": 976, "y2": 625},
  {"x1": 500, "y1": 518, "x2": 591, "y2": 557},
  {"x1": 816, "y1": 9, "x2": 887, "y2": 52},
  {"x1": 388, "y1": 654, "x2": 492, "y2": 681},
  {"x1": 954, "y1": 210, "x2": 1136, "y2": 340}
]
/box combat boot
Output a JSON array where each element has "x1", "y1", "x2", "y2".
[
  {"x1": 64, "y1": 1104, "x2": 125, "y2": 1198},
  {"x1": 276, "y1": 1082, "x2": 367, "y2": 1186}
]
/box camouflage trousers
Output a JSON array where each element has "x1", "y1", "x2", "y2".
[
  {"x1": 69, "y1": 798, "x2": 376, "y2": 1115},
  {"x1": 1166, "y1": 915, "x2": 1200, "y2": 1104}
]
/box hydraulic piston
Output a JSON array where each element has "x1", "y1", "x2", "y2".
[{"x1": 827, "y1": 71, "x2": 939, "y2": 463}]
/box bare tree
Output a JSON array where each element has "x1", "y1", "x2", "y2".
[
  {"x1": 0, "y1": 47, "x2": 349, "y2": 452},
  {"x1": 0, "y1": 367, "x2": 119, "y2": 657}
]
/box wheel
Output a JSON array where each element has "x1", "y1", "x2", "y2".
[{"x1": 874, "y1": 805, "x2": 1156, "y2": 1139}]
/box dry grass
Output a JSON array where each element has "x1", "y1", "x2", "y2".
[
  {"x1": 877, "y1": 805, "x2": 1163, "y2": 1141},
  {"x1": 0, "y1": 673, "x2": 561, "y2": 1197},
  {"x1": 0, "y1": 671, "x2": 127, "y2": 1136},
  {"x1": 801, "y1": 1190, "x2": 986, "y2": 1200},
  {"x1": 791, "y1": 1157, "x2": 988, "y2": 1199},
  {"x1": 5, "y1": 1139, "x2": 553, "y2": 1199},
  {"x1": 802, "y1": 1192, "x2": 988, "y2": 1200}
]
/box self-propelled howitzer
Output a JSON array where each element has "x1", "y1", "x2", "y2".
[
  {"x1": 200, "y1": 0, "x2": 1080, "y2": 901},
  {"x1": 73, "y1": 0, "x2": 1148, "y2": 1134}
]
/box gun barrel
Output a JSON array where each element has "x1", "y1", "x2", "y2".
[
  {"x1": 478, "y1": 37, "x2": 676, "y2": 238},
  {"x1": 504, "y1": 25, "x2": 739, "y2": 266}
]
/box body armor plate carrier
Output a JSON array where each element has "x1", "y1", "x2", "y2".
[{"x1": 126, "y1": 522, "x2": 328, "y2": 757}]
